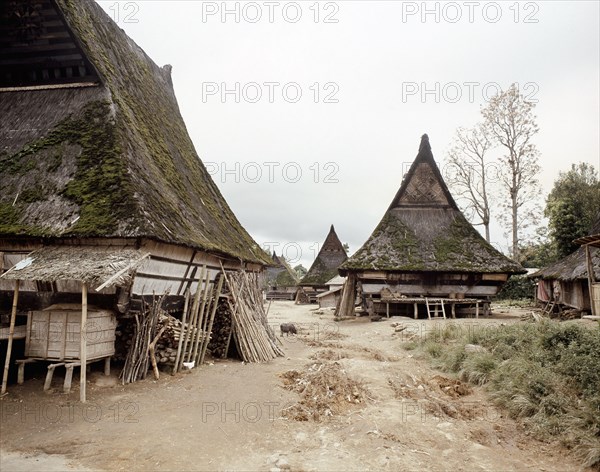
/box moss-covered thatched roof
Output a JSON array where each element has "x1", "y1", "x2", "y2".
[
  {"x1": 266, "y1": 253, "x2": 299, "y2": 288},
  {"x1": 340, "y1": 135, "x2": 525, "y2": 275},
  {"x1": 0, "y1": 0, "x2": 269, "y2": 265},
  {"x1": 300, "y1": 225, "x2": 348, "y2": 286}
]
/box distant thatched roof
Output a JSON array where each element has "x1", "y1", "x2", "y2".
[
  {"x1": 300, "y1": 225, "x2": 348, "y2": 286},
  {"x1": 0, "y1": 0, "x2": 269, "y2": 265},
  {"x1": 266, "y1": 253, "x2": 299, "y2": 288},
  {"x1": 535, "y1": 215, "x2": 600, "y2": 280},
  {"x1": 0, "y1": 246, "x2": 149, "y2": 291},
  {"x1": 340, "y1": 135, "x2": 525, "y2": 275},
  {"x1": 531, "y1": 247, "x2": 600, "y2": 281}
]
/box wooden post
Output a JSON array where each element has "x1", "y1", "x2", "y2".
[
  {"x1": 80, "y1": 283, "x2": 88, "y2": 403},
  {"x1": 585, "y1": 245, "x2": 597, "y2": 317},
  {"x1": 1, "y1": 280, "x2": 20, "y2": 395},
  {"x1": 413, "y1": 302, "x2": 418, "y2": 320}
]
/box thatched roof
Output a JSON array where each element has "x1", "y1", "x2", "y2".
[
  {"x1": 0, "y1": 0, "x2": 269, "y2": 265},
  {"x1": 0, "y1": 246, "x2": 149, "y2": 290},
  {"x1": 340, "y1": 135, "x2": 525, "y2": 275},
  {"x1": 531, "y1": 247, "x2": 600, "y2": 282},
  {"x1": 300, "y1": 225, "x2": 348, "y2": 286},
  {"x1": 266, "y1": 252, "x2": 299, "y2": 287},
  {"x1": 535, "y1": 215, "x2": 600, "y2": 280}
]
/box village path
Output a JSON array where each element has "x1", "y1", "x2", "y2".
[{"x1": 0, "y1": 302, "x2": 580, "y2": 472}]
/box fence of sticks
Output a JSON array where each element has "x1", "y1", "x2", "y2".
[{"x1": 120, "y1": 266, "x2": 283, "y2": 383}]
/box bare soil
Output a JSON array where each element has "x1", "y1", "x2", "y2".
[{"x1": 0, "y1": 302, "x2": 584, "y2": 471}]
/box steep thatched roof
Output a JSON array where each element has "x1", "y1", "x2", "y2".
[
  {"x1": 0, "y1": 0, "x2": 269, "y2": 265},
  {"x1": 266, "y1": 252, "x2": 299, "y2": 288},
  {"x1": 340, "y1": 135, "x2": 525, "y2": 275},
  {"x1": 300, "y1": 225, "x2": 348, "y2": 286}
]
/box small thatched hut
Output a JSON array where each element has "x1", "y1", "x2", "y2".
[
  {"x1": 0, "y1": 0, "x2": 273, "y2": 400},
  {"x1": 575, "y1": 217, "x2": 600, "y2": 316},
  {"x1": 265, "y1": 253, "x2": 299, "y2": 300},
  {"x1": 297, "y1": 225, "x2": 348, "y2": 303},
  {"x1": 337, "y1": 135, "x2": 525, "y2": 318},
  {"x1": 315, "y1": 275, "x2": 346, "y2": 309},
  {"x1": 533, "y1": 217, "x2": 600, "y2": 314}
]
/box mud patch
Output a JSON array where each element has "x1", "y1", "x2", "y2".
[{"x1": 429, "y1": 375, "x2": 472, "y2": 398}]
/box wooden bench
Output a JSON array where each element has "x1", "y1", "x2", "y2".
[{"x1": 16, "y1": 357, "x2": 111, "y2": 394}]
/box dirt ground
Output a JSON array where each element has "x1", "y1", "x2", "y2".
[{"x1": 0, "y1": 301, "x2": 586, "y2": 471}]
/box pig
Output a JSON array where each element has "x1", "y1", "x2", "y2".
[{"x1": 280, "y1": 323, "x2": 297, "y2": 337}]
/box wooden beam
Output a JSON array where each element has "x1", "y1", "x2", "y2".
[
  {"x1": 80, "y1": 283, "x2": 88, "y2": 403},
  {"x1": 1, "y1": 280, "x2": 20, "y2": 395},
  {"x1": 586, "y1": 245, "x2": 597, "y2": 317}
]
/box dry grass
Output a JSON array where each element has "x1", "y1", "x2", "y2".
[
  {"x1": 309, "y1": 349, "x2": 349, "y2": 361},
  {"x1": 280, "y1": 362, "x2": 370, "y2": 422}
]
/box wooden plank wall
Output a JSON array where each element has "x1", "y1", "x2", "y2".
[{"x1": 26, "y1": 307, "x2": 116, "y2": 360}]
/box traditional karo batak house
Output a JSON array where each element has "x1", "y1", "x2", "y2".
[
  {"x1": 297, "y1": 225, "x2": 348, "y2": 303},
  {"x1": 532, "y1": 217, "x2": 600, "y2": 314},
  {"x1": 0, "y1": 0, "x2": 272, "y2": 400},
  {"x1": 337, "y1": 135, "x2": 525, "y2": 319},
  {"x1": 265, "y1": 252, "x2": 300, "y2": 300}
]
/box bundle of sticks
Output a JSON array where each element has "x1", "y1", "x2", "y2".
[
  {"x1": 221, "y1": 268, "x2": 284, "y2": 363},
  {"x1": 120, "y1": 293, "x2": 167, "y2": 384}
]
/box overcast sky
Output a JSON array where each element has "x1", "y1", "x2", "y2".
[{"x1": 99, "y1": 0, "x2": 599, "y2": 269}]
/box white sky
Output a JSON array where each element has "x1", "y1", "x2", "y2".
[{"x1": 98, "y1": 0, "x2": 600, "y2": 269}]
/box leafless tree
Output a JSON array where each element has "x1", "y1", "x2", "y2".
[
  {"x1": 446, "y1": 123, "x2": 494, "y2": 242},
  {"x1": 482, "y1": 84, "x2": 541, "y2": 259}
]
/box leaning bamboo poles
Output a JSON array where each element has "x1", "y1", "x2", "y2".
[
  {"x1": 123, "y1": 267, "x2": 280, "y2": 380},
  {"x1": 171, "y1": 271, "x2": 225, "y2": 374},
  {"x1": 220, "y1": 267, "x2": 284, "y2": 363}
]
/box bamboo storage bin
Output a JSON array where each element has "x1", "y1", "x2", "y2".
[{"x1": 25, "y1": 304, "x2": 116, "y2": 361}]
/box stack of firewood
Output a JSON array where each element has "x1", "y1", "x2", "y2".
[
  {"x1": 154, "y1": 313, "x2": 209, "y2": 365},
  {"x1": 207, "y1": 299, "x2": 234, "y2": 359}
]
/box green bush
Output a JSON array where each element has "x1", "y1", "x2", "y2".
[
  {"x1": 496, "y1": 275, "x2": 536, "y2": 300},
  {"x1": 412, "y1": 320, "x2": 600, "y2": 468}
]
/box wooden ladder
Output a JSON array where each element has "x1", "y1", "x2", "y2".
[
  {"x1": 542, "y1": 301, "x2": 556, "y2": 316},
  {"x1": 425, "y1": 298, "x2": 446, "y2": 320}
]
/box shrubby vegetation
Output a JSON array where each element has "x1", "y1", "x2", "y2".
[
  {"x1": 495, "y1": 275, "x2": 536, "y2": 300},
  {"x1": 406, "y1": 321, "x2": 600, "y2": 468}
]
